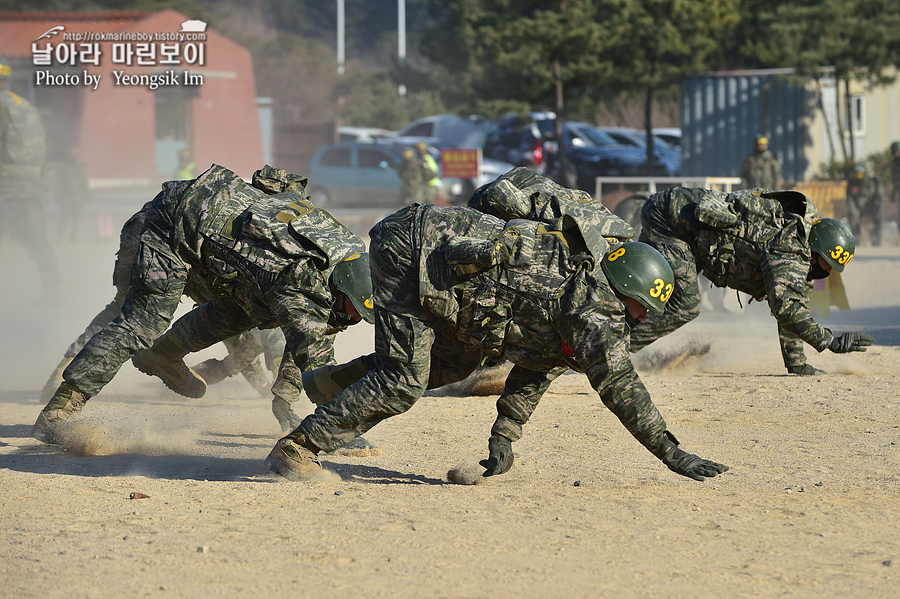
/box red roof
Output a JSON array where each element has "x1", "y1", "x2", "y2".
[{"x1": 0, "y1": 11, "x2": 153, "y2": 58}]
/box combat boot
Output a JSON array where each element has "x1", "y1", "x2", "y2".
[
  {"x1": 40, "y1": 356, "x2": 73, "y2": 401},
  {"x1": 191, "y1": 358, "x2": 230, "y2": 386},
  {"x1": 301, "y1": 355, "x2": 373, "y2": 405},
  {"x1": 265, "y1": 431, "x2": 324, "y2": 481},
  {"x1": 132, "y1": 332, "x2": 207, "y2": 398},
  {"x1": 33, "y1": 381, "x2": 87, "y2": 444}
]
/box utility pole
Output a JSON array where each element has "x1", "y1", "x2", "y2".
[
  {"x1": 398, "y1": 0, "x2": 406, "y2": 96},
  {"x1": 337, "y1": 0, "x2": 345, "y2": 75}
]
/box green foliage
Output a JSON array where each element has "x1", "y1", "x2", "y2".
[
  {"x1": 337, "y1": 71, "x2": 446, "y2": 130},
  {"x1": 813, "y1": 148, "x2": 895, "y2": 181}
]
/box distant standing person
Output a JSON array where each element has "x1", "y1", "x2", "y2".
[
  {"x1": 890, "y1": 141, "x2": 900, "y2": 205},
  {"x1": 176, "y1": 148, "x2": 196, "y2": 180},
  {"x1": 397, "y1": 148, "x2": 425, "y2": 205},
  {"x1": 741, "y1": 135, "x2": 782, "y2": 191},
  {"x1": 845, "y1": 163, "x2": 885, "y2": 246},
  {"x1": 0, "y1": 56, "x2": 61, "y2": 298},
  {"x1": 416, "y1": 142, "x2": 442, "y2": 203},
  {"x1": 51, "y1": 146, "x2": 91, "y2": 242}
]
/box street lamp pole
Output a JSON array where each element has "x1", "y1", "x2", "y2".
[
  {"x1": 398, "y1": 0, "x2": 406, "y2": 96},
  {"x1": 337, "y1": 0, "x2": 345, "y2": 75}
]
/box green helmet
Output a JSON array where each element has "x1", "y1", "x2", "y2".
[
  {"x1": 891, "y1": 141, "x2": 900, "y2": 154},
  {"x1": 600, "y1": 242, "x2": 674, "y2": 315},
  {"x1": 0, "y1": 56, "x2": 10, "y2": 79},
  {"x1": 808, "y1": 218, "x2": 855, "y2": 272},
  {"x1": 331, "y1": 253, "x2": 375, "y2": 324}
]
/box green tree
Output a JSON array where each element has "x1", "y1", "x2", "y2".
[
  {"x1": 422, "y1": 0, "x2": 613, "y2": 184},
  {"x1": 599, "y1": 0, "x2": 739, "y2": 175},
  {"x1": 740, "y1": 0, "x2": 900, "y2": 164}
]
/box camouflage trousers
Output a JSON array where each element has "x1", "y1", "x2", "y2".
[
  {"x1": 300, "y1": 204, "x2": 482, "y2": 452},
  {"x1": 629, "y1": 197, "x2": 703, "y2": 352},
  {"x1": 63, "y1": 209, "x2": 191, "y2": 397}
]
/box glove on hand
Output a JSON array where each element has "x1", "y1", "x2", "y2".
[
  {"x1": 272, "y1": 396, "x2": 303, "y2": 433},
  {"x1": 479, "y1": 434, "x2": 514, "y2": 477},
  {"x1": 659, "y1": 431, "x2": 729, "y2": 481},
  {"x1": 829, "y1": 332, "x2": 874, "y2": 353},
  {"x1": 788, "y1": 364, "x2": 827, "y2": 375}
]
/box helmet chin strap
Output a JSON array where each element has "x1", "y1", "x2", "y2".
[{"x1": 808, "y1": 255, "x2": 831, "y2": 280}]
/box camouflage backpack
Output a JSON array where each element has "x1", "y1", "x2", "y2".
[
  {"x1": 692, "y1": 188, "x2": 818, "y2": 288},
  {"x1": 0, "y1": 90, "x2": 46, "y2": 166},
  {"x1": 466, "y1": 166, "x2": 634, "y2": 267}
]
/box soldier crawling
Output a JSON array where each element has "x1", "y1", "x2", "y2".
[
  {"x1": 33, "y1": 164, "x2": 375, "y2": 444},
  {"x1": 630, "y1": 186, "x2": 873, "y2": 375},
  {"x1": 266, "y1": 167, "x2": 729, "y2": 483},
  {"x1": 39, "y1": 202, "x2": 287, "y2": 405}
]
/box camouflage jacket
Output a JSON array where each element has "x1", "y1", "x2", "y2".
[
  {"x1": 412, "y1": 204, "x2": 669, "y2": 457},
  {"x1": 657, "y1": 187, "x2": 833, "y2": 360},
  {"x1": 741, "y1": 150, "x2": 782, "y2": 191}
]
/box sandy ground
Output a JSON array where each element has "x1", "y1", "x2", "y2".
[{"x1": 2, "y1": 222, "x2": 900, "y2": 599}]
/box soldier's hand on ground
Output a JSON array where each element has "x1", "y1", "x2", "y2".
[
  {"x1": 272, "y1": 396, "x2": 302, "y2": 433},
  {"x1": 788, "y1": 364, "x2": 827, "y2": 375},
  {"x1": 829, "y1": 332, "x2": 875, "y2": 353},
  {"x1": 480, "y1": 434, "x2": 514, "y2": 477},
  {"x1": 658, "y1": 431, "x2": 729, "y2": 481}
]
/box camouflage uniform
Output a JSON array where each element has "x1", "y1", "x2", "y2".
[
  {"x1": 845, "y1": 172, "x2": 885, "y2": 246},
  {"x1": 740, "y1": 149, "x2": 782, "y2": 191},
  {"x1": 630, "y1": 187, "x2": 834, "y2": 372},
  {"x1": 59, "y1": 164, "x2": 364, "y2": 404},
  {"x1": 297, "y1": 169, "x2": 678, "y2": 463},
  {"x1": 49, "y1": 203, "x2": 282, "y2": 395},
  {"x1": 0, "y1": 86, "x2": 60, "y2": 294},
  {"x1": 397, "y1": 151, "x2": 427, "y2": 205}
]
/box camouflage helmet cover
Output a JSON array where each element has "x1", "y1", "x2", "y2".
[
  {"x1": 808, "y1": 218, "x2": 855, "y2": 272},
  {"x1": 330, "y1": 253, "x2": 375, "y2": 324},
  {"x1": 600, "y1": 242, "x2": 674, "y2": 315}
]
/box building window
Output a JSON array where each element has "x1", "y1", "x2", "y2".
[{"x1": 851, "y1": 95, "x2": 865, "y2": 135}]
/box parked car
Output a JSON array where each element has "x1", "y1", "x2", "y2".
[
  {"x1": 483, "y1": 111, "x2": 556, "y2": 163},
  {"x1": 307, "y1": 141, "x2": 406, "y2": 207},
  {"x1": 337, "y1": 126, "x2": 392, "y2": 142},
  {"x1": 652, "y1": 127, "x2": 681, "y2": 148},
  {"x1": 390, "y1": 114, "x2": 493, "y2": 151},
  {"x1": 484, "y1": 116, "x2": 670, "y2": 191},
  {"x1": 307, "y1": 139, "x2": 513, "y2": 208},
  {"x1": 596, "y1": 126, "x2": 681, "y2": 176}
]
